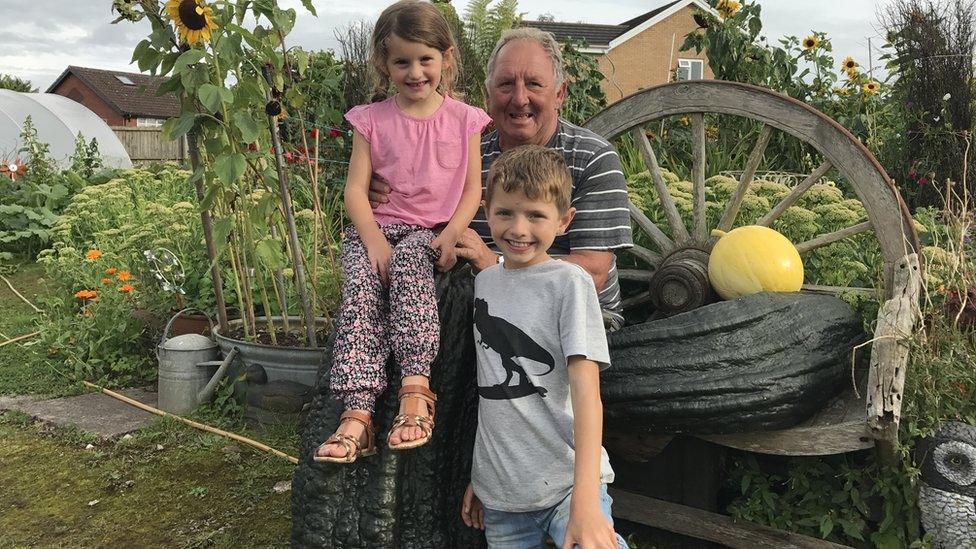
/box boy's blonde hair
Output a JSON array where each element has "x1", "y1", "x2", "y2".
[
  {"x1": 485, "y1": 145, "x2": 572, "y2": 212},
  {"x1": 370, "y1": 0, "x2": 459, "y2": 103}
]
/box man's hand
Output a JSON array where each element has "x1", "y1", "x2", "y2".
[
  {"x1": 454, "y1": 228, "x2": 497, "y2": 272},
  {"x1": 562, "y1": 503, "x2": 618, "y2": 549},
  {"x1": 367, "y1": 174, "x2": 391, "y2": 208},
  {"x1": 460, "y1": 483, "x2": 485, "y2": 530},
  {"x1": 430, "y1": 228, "x2": 459, "y2": 272},
  {"x1": 363, "y1": 235, "x2": 393, "y2": 286}
]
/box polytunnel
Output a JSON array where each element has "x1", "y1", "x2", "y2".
[{"x1": 0, "y1": 89, "x2": 131, "y2": 169}]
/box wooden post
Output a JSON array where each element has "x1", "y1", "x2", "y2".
[{"x1": 866, "y1": 253, "x2": 922, "y2": 462}]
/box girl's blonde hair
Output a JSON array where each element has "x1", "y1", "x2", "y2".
[{"x1": 369, "y1": 0, "x2": 459, "y2": 103}]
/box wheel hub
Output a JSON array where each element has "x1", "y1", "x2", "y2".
[{"x1": 648, "y1": 247, "x2": 715, "y2": 317}]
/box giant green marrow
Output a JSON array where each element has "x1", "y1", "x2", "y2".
[{"x1": 604, "y1": 292, "x2": 866, "y2": 434}]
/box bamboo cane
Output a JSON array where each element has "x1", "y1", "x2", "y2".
[
  {"x1": 0, "y1": 331, "x2": 41, "y2": 348},
  {"x1": 262, "y1": 65, "x2": 317, "y2": 347},
  {"x1": 0, "y1": 275, "x2": 43, "y2": 313},
  {"x1": 187, "y1": 130, "x2": 230, "y2": 334},
  {"x1": 80, "y1": 381, "x2": 299, "y2": 465}
]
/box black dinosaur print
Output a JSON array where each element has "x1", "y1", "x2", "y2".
[{"x1": 473, "y1": 298, "x2": 555, "y2": 399}]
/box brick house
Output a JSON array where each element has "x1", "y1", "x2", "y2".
[
  {"x1": 46, "y1": 66, "x2": 180, "y2": 127},
  {"x1": 46, "y1": 66, "x2": 184, "y2": 162},
  {"x1": 525, "y1": 0, "x2": 718, "y2": 104}
]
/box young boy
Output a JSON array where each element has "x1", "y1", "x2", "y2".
[{"x1": 461, "y1": 145, "x2": 628, "y2": 549}]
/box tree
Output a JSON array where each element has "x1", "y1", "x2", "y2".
[
  {"x1": 0, "y1": 74, "x2": 37, "y2": 93},
  {"x1": 882, "y1": 0, "x2": 975, "y2": 209}
]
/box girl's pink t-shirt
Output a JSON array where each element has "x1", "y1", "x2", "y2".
[{"x1": 345, "y1": 95, "x2": 491, "y2": 229}]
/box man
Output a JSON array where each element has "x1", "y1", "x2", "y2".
[{"x1": 371, "y1": 27, "x2": 633, "y2": 329}]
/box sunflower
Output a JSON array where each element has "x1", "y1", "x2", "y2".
[
  {"x1": 802, "y1": 35, "x2": 819, "y2": 51},
  {"x1": 841, "y1": 56, "x2": 858, "y2": 74},
  {"x1": 863, "y1": 81, "x2": 880, "y2": 94},
  {"x1": 717, "y1": 0, "x2": 741, "y2": 18},
  {"x1": 165, "y1": 0, "x2": 217, "y2": 45}
]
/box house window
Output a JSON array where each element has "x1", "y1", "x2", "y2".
[
  {"x1": 115, "y1": 75, "x2": 135, "y2": 85},
  {"x1": 676, "y1": 59, "x2": 704, "y2": 81},
  {"x1": 136, "y1": 118, "x2": 165, "y2": 127}
]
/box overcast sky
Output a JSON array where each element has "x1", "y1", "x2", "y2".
[{"x1": 0, "y1": 0, "x2": 893, "y2": 91}]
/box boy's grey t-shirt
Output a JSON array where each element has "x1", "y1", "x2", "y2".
[{"x1": 471, "y1": 260, "x2": 615, "y2": 512}]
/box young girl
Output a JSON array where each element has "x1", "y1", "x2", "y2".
[{"x1": 315, "y1": 0, "x2": 490, "y2": 463}]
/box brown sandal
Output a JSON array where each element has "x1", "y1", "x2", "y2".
[
  {"x1": 387, "y1": 384, "x2": 437, "y2": 450},
  {"x1": 313, "y1": 410, "x2": 377, "y2": 463}
]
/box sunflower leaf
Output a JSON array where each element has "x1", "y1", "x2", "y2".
[
  {"x1": 174, "y1": 49, "x2": 206, "y2": 75},
  {"x1": 198, "y1": 84, "x2": 233, "y2": 112},
  {"x1": 300, "y1": 0, "x2": 316, "y2": 16},
  {"x1": 234, "y1": 112, "x2": 261, "y2": 144},
  {"x1": 215, "y1": 153, "x2": 246, "y2": 185},
  {"x1": 161, "y1": 114, "x2": 196, "y2": 142}
]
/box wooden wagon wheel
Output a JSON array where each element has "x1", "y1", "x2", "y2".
[{"x1": 586, "y1": 81, "x2": 922, "y2": 457}]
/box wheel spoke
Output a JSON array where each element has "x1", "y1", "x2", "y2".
[
  {"x1": 690, "y1": 114, "x2": 707, "y2": 241},
  {"x1": 758, "y1": 160, "x2": 833, "y2": 227},
  {"x1": 795, "y1": 221, "x2": 873, "y2": 253},
  {"x1": 627, "y1": 244, "x2": 662, "y2": 267},
  {"x1": 630, "y1": 128, "x2": 690, "y2": 244},
  {"x1": 717, "y1": 125, "x2": 773, "y2": 232},
  {"x1": 628, "y1": 202, "x2": 674, "y2": 253},
  {"x1": 621, "y1": 291, "x2": 652, "y2": 309},
  {"x1": 619, "y1": 269, "x2": 654, "y2": 282},
  {"x1": 800, "y1": 284, "x2": 878, "y2": 297}
]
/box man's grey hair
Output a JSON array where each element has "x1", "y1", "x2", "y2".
[{"x1": 485, "y1": 27, "x2": 566, "y2": 89}]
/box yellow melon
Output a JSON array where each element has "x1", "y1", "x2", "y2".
[{"x1": 708, "y1": 225, "x2": 804, "y2": 300}]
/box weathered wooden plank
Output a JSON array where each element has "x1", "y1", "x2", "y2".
[
  {"x1": 800, "y1": 284, "x2": 879, "y2": 298},
  {"x1": 690, "y1": 113, "x2": 708, "y2": 241},
  {"x1": 866, "y1": 253, "x2": 922, "y2": 460},
  {"x1": 609, "y1": 489, "x2": 853, "y2": 548},
  {"x1": 759, "y1": 160, "x2": 833, "y2": 226},
  {"x1": 630, "y1": 128, "x2": 689, "y2": 245},
  {"x1": 795, "y1": 221, "x2": 873, "y2": 254},
  {"x1": 717, "y1": 125, "x2": 773, "y2": 232},
  {"x1": 628, "y1": 201, "x2": 673, "y2": 253},
  {"x1": 699, "y1": 385, "x2": 874, "y2": 456}
]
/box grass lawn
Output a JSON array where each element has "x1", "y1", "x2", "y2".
[
  {"x1": 0, "y1": 263, "x2": 72, "y2": 395},
  {"x1": 0, "y1": 262, "x2": 295, "y2": 547}
]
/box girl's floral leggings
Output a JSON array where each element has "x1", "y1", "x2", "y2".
[{"x1": 330, "y1": 223, "x2": 440, "y2": 412}]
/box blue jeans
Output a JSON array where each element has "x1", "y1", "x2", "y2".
[{"x1": 483, "y1": 484, "x2": 629, "y2": 548}]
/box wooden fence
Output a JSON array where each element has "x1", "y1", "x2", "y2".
[{"x1": 111, "y1": 126, "x2": 186, "y2": 164}]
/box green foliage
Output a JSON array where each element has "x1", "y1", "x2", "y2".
[
  {"x1": 0, "y1": 74, "x2": 36, "y2": 92},
  {"x1": 69, "y1": 133, "x2": 103, "y2": 179},
  {"x1": 35, "y1": 166, "x2": 217, "y2": 382},
  {"x1": 560, "y1": 39, "x2": 608, "y2": 125},
  {"x1": 0, "y1": 117, "x2": 86, "y2": 260},
  {"x1": 119, "y1": 0, "x2": 343, "y2": 344},
  {"x1": 727, "y1": 453, "x2": 924, "y2": 547}
]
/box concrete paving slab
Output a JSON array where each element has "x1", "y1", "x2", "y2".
[
  {"x1": 2, "y1": 388, "x2": 159, "y2": 439},
  {"x1": 0, "y1": 394, "x2": 46, "y2": 411}
]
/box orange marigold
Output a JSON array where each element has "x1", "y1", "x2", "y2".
[
  {"x1": 105, "y1": 267, "x2": 118, "y2": 275},
  {"x1": 85, "y1": 249, "x2": 102, "y2": 261},
  {"x1": 74, "y1": 289, "x2": 97, "y2": 299},
  {"x1": 117, "y1": 271, "x2": 132, "y2": 281},
  {"x1": 119, "y1": 284, "x2": 135, "y2": 293},
  {"x1": 101, "y1": 278, "x2": 112, "y2": 285}
]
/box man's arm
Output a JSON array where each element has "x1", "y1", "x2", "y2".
[
  {"x1": 562, "y1": 356, "x2": 618, "y2": 549},
  {"x1": 561, "y1": 250, "x2": 612, "y2": 292}
]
